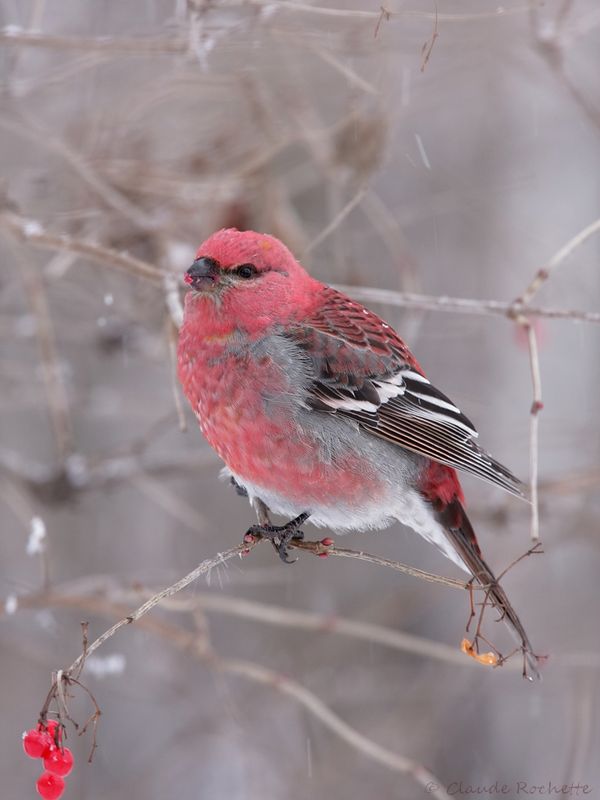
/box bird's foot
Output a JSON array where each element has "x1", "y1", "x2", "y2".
[
  {"x1": 244, "y1": 512, "x2": 310, "y2": 563},
  {"x1": 230, "y1": 476, "x2": 248, "y2": 497}
]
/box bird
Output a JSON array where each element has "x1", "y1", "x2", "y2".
[{"x1": 177, "y1": 227, "x2": 540, "y2": 679}]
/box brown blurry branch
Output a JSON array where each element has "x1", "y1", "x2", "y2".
[
  {"x1": 220, "y1": 657, "x2": 446, "y2": 798},
  {"x1": 0, "y1": 211, "x2": 162, "y2": 282},
  {"x1": 2, "y1": 211, "x2": 599, "y2": 329},
  {"x1": 0, "y1": 117, "x2": 156, "y2": 231},
  {"x1": 5, "y1": 238, "x2": 74, "y2": 460},
  {"x1": 66, "y1": 542, "x2": 254, "y2": 676},
  {"x1": 530, "y1": 2, "x2": 600, "y2": 132},
  {"x1": 0, "y1": 27, "x2": 189, "y2": 54},
  {"x1": 0, "y1": 5, "x2": 530, "y2": 55}
]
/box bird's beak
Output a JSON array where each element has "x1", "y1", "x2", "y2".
[{"x1": 184, "y1": 257, "x2": 220, "y2": 291}]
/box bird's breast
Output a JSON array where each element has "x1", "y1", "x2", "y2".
[{"x1": 176, "y1": 326, "x2": 382, "y2": 506}]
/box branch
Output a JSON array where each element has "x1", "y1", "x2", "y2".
[
  {"x1": 516, "y1": 217, "x2": 600, "y2": 305},
  {"x1": 335, "y1": 285, "x2": 600, "y2": 324},
  {"x1": 19, "y1": 587, "x2": 448, "y2": 799},
  {"x1": 29, "y1": 531, "x2": 534, "y2": 707},
  {"x1": 3, "y1": 212, "x2": 598, "y2": 329},
  {"x1": 0, "y1": 27, "x2": 188, "y2": 53},
  {"x1": 220, "y1": 656, "x2": 447, "y2": 798},
  {"x1": 0, "y1": 6, "x2": 529, "y2": 47},
  {"x1": 290, "y1": 539, "x2": 469, "y2": 590},
  {"x1": 3, "y1": 236, "x2": 74, "y2": 460},
  {"x1": 304, "y1": 186, "x2": 367, "y2": 255},
  {"x1": 65, "y1": 541, "x2": 255, "y2": 676},
  {"x1": 509, "y1": 217, "x2": 600, "y2": 541},
  {"x1": 63, "y1": 538, "x2": 471, "y2": 677},
  {"x1": 517, "y1": 318, "x2": 543, "y2": 541},
  {"x1": 0, "y1": 211, "x2": 163, "y2": 283},
  {"x1": 0, "y1": 117, "x2": 155, "y2": 231}
]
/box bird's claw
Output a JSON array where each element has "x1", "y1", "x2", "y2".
[
  {"x1": 244, "y1": 512, "x2": 309, "y2": 564},
  {"x1": 230, "y1": 477, "x2": 248, "y2": 497}
]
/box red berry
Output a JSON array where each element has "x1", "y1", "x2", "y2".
[
  {"x1": 23, "y1": 729, "x2": 52, "y2": 759},
  {"x1": 321, "y1": 537, "x2": 334, "y2": 546},
  {"x1": 43, "y1": 720, "x2": 61, "y2": 739},
  {"x1": 39, "y1": 720, "x2": 62, "y2": 748},
  {"x1": 36, "y1": 772, "x2": 65, "y2": 800},
  {"x1": 43, "y1": 747, "x2": 74, "y2": 777}
]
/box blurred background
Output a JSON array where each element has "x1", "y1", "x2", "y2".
[{"x1": 2, "y1": 1, "x2": 600, "y2": 798}]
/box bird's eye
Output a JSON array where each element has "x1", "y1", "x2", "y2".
[{"x1": 236, "y1": 263, "x2": 258, "y2": 279}]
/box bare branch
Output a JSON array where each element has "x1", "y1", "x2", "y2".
[
  {"x1": 65, "y1": 542, "x2": 255, "y2": 676},
  {"x1": 0, "y1": 27, "x2": 188, "y2": 54},
  {"x1": 3, "y1": 212, "x2": 598, "y2": 328},
  {"x1": 420, "y1": 6, "x2": 439, "y2": 72},
  {"x1": 0, "y1": 116, "x2": 156, "y2": 231},
  {"x1": 0, "y1": 212, "x2": 163, "y2": 283},
  {"x1": 3, "y1": 236, "x2": 74, "y2": 459},
  {"x1": 518, "y1": 319, "x2": 543, "y2": 541},
  {"x1": 304, "y1": 186, "x2": 367, "y2": 255},
  {"x1": 336, "y1": 285, "x2": 600, "y2": 325},
  {"x1": 219, "y1": 656, "x2": 448, "y2": 799},
  {"x1": 290, "y1": 538, "x2": 469, "y2": 590},
  {"x1": 517, "y1": 217, "x2": 600, "y2": 305},
  {"x1": 21, "y1": 587, "x2": 448, "y2": 798}
]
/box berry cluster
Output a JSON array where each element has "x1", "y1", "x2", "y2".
[{"x1": 22, "y1": 721, "x2": 74, "y2": 799}]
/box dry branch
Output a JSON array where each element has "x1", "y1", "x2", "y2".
[
  {"x1": 3, "y1": 212, "x2": 599, "y2": 329},
  {"x1": 516, "y1": 217, "x2": 600, "y2": 305},
  {"x1": 0, "y1": 211, "x2": 163, "y2": 282},
  {"x1": 0, "y1": 27, "x2": 188, "y2": 54},
  {"x1": 337, "y1": 286, "x2": 600, "y2": 324},
  {"x1": 14, "y1": 587, "x2": 447, "y2": 799}
]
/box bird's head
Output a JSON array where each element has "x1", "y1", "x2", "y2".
[{"x1": 183, "y1": 229, "x2": 318, "y2": 330}]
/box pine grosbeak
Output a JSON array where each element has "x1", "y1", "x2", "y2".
[{"x1": 178, "y1": 228, "x2": 540, "y2": 678}]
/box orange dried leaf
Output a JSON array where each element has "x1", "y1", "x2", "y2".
[{"x1": 460, "y1": 638, "x2": 499, "y2": 667}]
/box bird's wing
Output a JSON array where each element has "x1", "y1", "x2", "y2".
[{"x1": 286, "y1": 286, "x2": 525, "y2": 497}]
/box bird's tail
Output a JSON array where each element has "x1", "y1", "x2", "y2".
[{"x1": 436, "y1": 498, "x2": 541, "y2": 680}]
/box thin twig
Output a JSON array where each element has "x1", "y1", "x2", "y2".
[
  {"x1": 65, "y1": 542, "x2": 255, "y2": 676},
  {"x1": 140, "y1": 589, "x2": 491, "y2": 669},
  {"x1": 290, "y1": 539, "x2": 469, "y2": 590},
  {"x1": 519, "y1": 319, "x2": 543, "y2": 541},
  {"x1": 336, "y1": 285, "x2": 600, "y2": 324},
  {"x1": 162, "y1": 273, "x2": 184, "y2": 329},
  {"x1": 3, "y1": 236, "x2": 74, "y2": 459},
  {"x1": 374, "y1": 6, "x2": 391, "y2": 38},
  {"x1": 304, "y1": 186, "x2": 367, "y2": 255},
  {"x1": 508, "y1": 218, "x2": 600, "y2": 542},
  {"x1": 219, "y1": 656, "x2": 448, "y2": 800},
  {"x1": 0, "y1": 5, "x2": 531, "y2": 43},
  {"x1": 0, "y1": 28, "x2": 189, "y2": 53},
  {"x1": 420, "y1": 6, "x2": 439, "y2": 72},
  {"x1": 25, "y1": 588, "x2": 448, "y2": 798},
  {"x1": 0, "y1": 212, "x2": 163, "y2": 282},
  {"x1": 0, "y1": 116, "x2": 156, "y2": 231},
  {"x1": 516, "y1": 217, "x2": 600, "y2": 305},
  {"x1": 3, "y1": 212, "x2": 599, "y2": 325},
  {"x1": 165, "y1": 318, "x2": 187, "y2": 432}
]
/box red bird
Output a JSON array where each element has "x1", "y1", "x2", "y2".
[{"x1": 177, "y1": 228, "x2": 539, "y2": 678}]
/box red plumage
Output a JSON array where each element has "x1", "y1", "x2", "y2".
[{"x1": 177, "y1": 228, "x2": 540, "y2": 678}]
